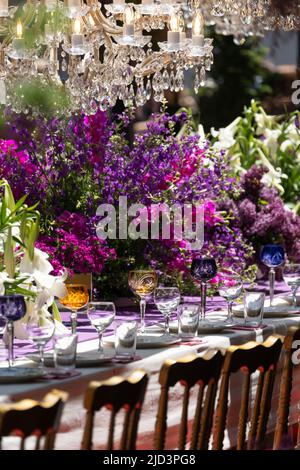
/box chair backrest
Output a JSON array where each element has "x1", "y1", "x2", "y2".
[
  {"x1": 0, "y1": 389, "x2": 68, "y2": 450},
  {"x1": 273, "y1": 326, "x2": 300, "y2": 450},
  {"x1": 154, "y1": 350, "x2": 224, "y2": 450},
  {"x1": 81, "y1": 369, "x2": 148, "y2": 450},
  {"x1": 212, "y1": 335, "x2": 283, "y2": 450}
]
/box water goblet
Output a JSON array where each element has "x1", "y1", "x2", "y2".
[
  {"x1": 219, "y1": 273, "x2": 243, "y2": 324},
  {"x1": 0, "y1": 295, "x2": 26, "y2": 367},
  {"x1": 59, "y1": 283, "x2": 89, "y2": 334},
  {"x1": 260, "y1": 244, "x2": 284, "y2": 307},
  {"x1": 191, "y1": 258, "x2": 217, "y2": 323},
  {"x1": 154, "y1": 287, "x2": 181, "y2": 336},
  {"x1": 26, "y1": 313, "x2": 55, "y2": 369},
  {"x1": 283, "y1": 264, "x2": 300, "y2": 307},
  {"x1": 87, "y1": 301, "x2": 116, "y2": 357},
  {"x1": 128, "y1": 270, "x2": 158, "y2": 334}
]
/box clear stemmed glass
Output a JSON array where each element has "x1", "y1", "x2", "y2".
[
  {"x1": 283, "y1": 264, "x2": 300, "y2": 308},
  {"x1": 260, "y1": 244, "x2": 285, "y2": 307},
  {"x1": 219, "y1": 273, "x2": 243, "y2": 324},
  {"x1": 26, "y1": 313, "x2": 55, "y2": 369},
  {"x1": 0, "y1": 295, "x2": 26, "y2": 368},
  {"x1": 87, "y1": 301, "x2": 116, "y2": 357},
  {"x1": 191, "y1": 258, "x2": 217, "y2": 324},
  {"x1": 154, "y1": 287, "x2": 181, "y2": 336},
  {"x1": 59, "y1": 284, "x2": 89, "y2": 334},
  {"x1": 128, "y1": 270, "x2": 158, "y2": 334}
]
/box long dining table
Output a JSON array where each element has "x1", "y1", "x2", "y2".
[{"x1": 1, "y1": 282, "x2": 300, "y2": 450}]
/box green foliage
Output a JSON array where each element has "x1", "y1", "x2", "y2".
[
  {"x1": 210, "y1": 100, "x2": 300, "y2": 211},
  {"x1": 197, "y1": 32, "x2": 276, "y2": 131}
]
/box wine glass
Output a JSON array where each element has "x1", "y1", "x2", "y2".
[
  {"x1": 128, "y1": 270, "x2": 158, "y2": 334},
  {"x1": 0, "y1": 295, "x2": 26, "y2": 367},
  {"x1": 26, "y1": 313, "x2": 55, "y2": 369},
  {"x1": 59, "y1": 284, "x2": 89, "y2": 334},
  {"x1": 283, "y1": 264, "x2": 300, "y2": 307},
  {"x1": 154, "y1": 287, "x2": 181, "y2": 336},
  {"x1": 260, "y1": 244, "x2": 284, "y2": 307},
  {"x1": 219, "y1": 273, "x2": 243, "y2": 324},
  {"x1": 191, "y1": 258, "x2": 217, "y2": 323},
  {"x1": 87, "y1": 302, "x2": 116, "y2": 357}
]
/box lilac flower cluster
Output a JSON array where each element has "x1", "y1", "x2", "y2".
[{"x1": 229, "y1": 165, "x2": 300, "y2": 263}]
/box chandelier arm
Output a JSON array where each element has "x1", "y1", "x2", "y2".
[{"x1": 94, "y1": 9, "x2": 122, "y2": 35}]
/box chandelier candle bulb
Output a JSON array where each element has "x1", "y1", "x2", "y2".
[
  {"x1": 45, "y1": 23, "x2": 54, "y2": 40},
  {"x1": 66, "y1": 0, "x2": 81, "y2": 7},
  {"x1": 0, "y1": 0, "x2": 8, "y2": 16},
  {"x1": 168, "y1": 13, "x2": 180, "y2": 45},
  {"x1": 12, "y1": 21, "x2": 24, "y2": 51},
  {"x1": 46, "y1": 0, "x2": 57, "y2": 8},
  {"x1": 192, "y1": 11, "x2": 204, "y2": 47},
  {"x1": 123, "y1": 5, "x2": 135, "y2": 37},
  {"x1": 71, "y1": 18, "x2": 84, "y2": 48}
]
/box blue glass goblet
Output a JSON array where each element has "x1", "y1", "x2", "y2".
[
  {"x1": 260, "y1": 244, "x2": 285, "y2": 307},
  {"x1": 0, "y1": 295, "x2": 26, "y2": 367},
  {"x1": 191, "y1": 258, "x2": 217, "y2": 323}
]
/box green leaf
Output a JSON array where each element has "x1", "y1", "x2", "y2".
[{"x1": 52, "y1": 301, "x2": 62, "y2": 323}]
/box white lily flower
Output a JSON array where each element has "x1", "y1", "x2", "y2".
[
  {"x1": 211, "y1": 117, "x2": 241, "y2": 151},
  {"x1": 263, "y1": 129, "x2": 281, "y2": 158},
  {"x1": 254, "y1": 109, "x2": 277, "y2": 135},
  {"x1": 19, "y1": 248, "x2": 68, "y2": 308},
  {"x1": 0, "y1": 271, "x2": 9, "y2": 295}
]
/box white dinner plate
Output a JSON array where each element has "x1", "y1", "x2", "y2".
[
  {"x1": 28, "y1": 351, "x2": 115, "y2": 368},
  {"x1": 105, "y1": 334, "x2": 181, "y2": 349},
  {"x1": 0, "y1": 367, "x2": 46, "y2": 383},
  {"x1": 232, "y1": 305, "x2": 300, "y2": 318}
]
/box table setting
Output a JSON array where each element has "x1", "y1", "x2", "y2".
[{"x1": 1, "y1": 244, "x2": 300, "y2": 387}]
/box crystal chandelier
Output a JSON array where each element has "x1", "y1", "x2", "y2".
[
  {"x1": 0, "y1": 0, "x2": 298, "y2": 114},
  {"x1": 0, "y1": 0, "x2": 214, "y2": 113}
]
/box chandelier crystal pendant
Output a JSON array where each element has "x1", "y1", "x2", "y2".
[{"x1": 0, "y1": 0, "x2": 298, "y2": 115}]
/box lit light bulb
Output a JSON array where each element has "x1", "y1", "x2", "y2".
[
  {"x1": 72, "y1": 17, "x2": 84, "y2": 49},
  {"x1": 16, "y1": 20, "x2": 23, "y2": 38},
  {"x1": 123, "y1": 5, "x2": 135, "y2": 25},
  {"x1": 73, "y1": 18, "x2": 81, "y2": 34},
  {"x1": 12, "y1": 20, "x2": 24, "y2": 52},
  {"x1": 192, "y1": 11, "x2": 204, "y2": 37},
  {"x1": 178, "y1": 11, "x2": 186, "y2": 42},
  {"x1": 169, "y1": 13, "x2": 179, "y2": 32},
  {"x1": 123, "y1": 5, "x2": 135, "y2": 37},
  {"x1": 192, "y1": 11, "x2": 204, "y2": 47},
  {"x1": 168, "y1": 13, "x2": 180, "y2": 46}
]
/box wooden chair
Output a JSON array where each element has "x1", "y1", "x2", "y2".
[
  {"x1": 154, "y1": 350, "x2": 224, "y2": 450},
  {"x1": 212, "y1": 336, "x2": 283, "y2": 450},
  {"x1": 0, "y1": 389, "x2": 68, "y2": 450},
  {"x1": 81, "y1": 369, "x2": 148, "y2": 450},
  {"x1": 273, "y1": 326, "x2": 300, "y2": 450}
]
